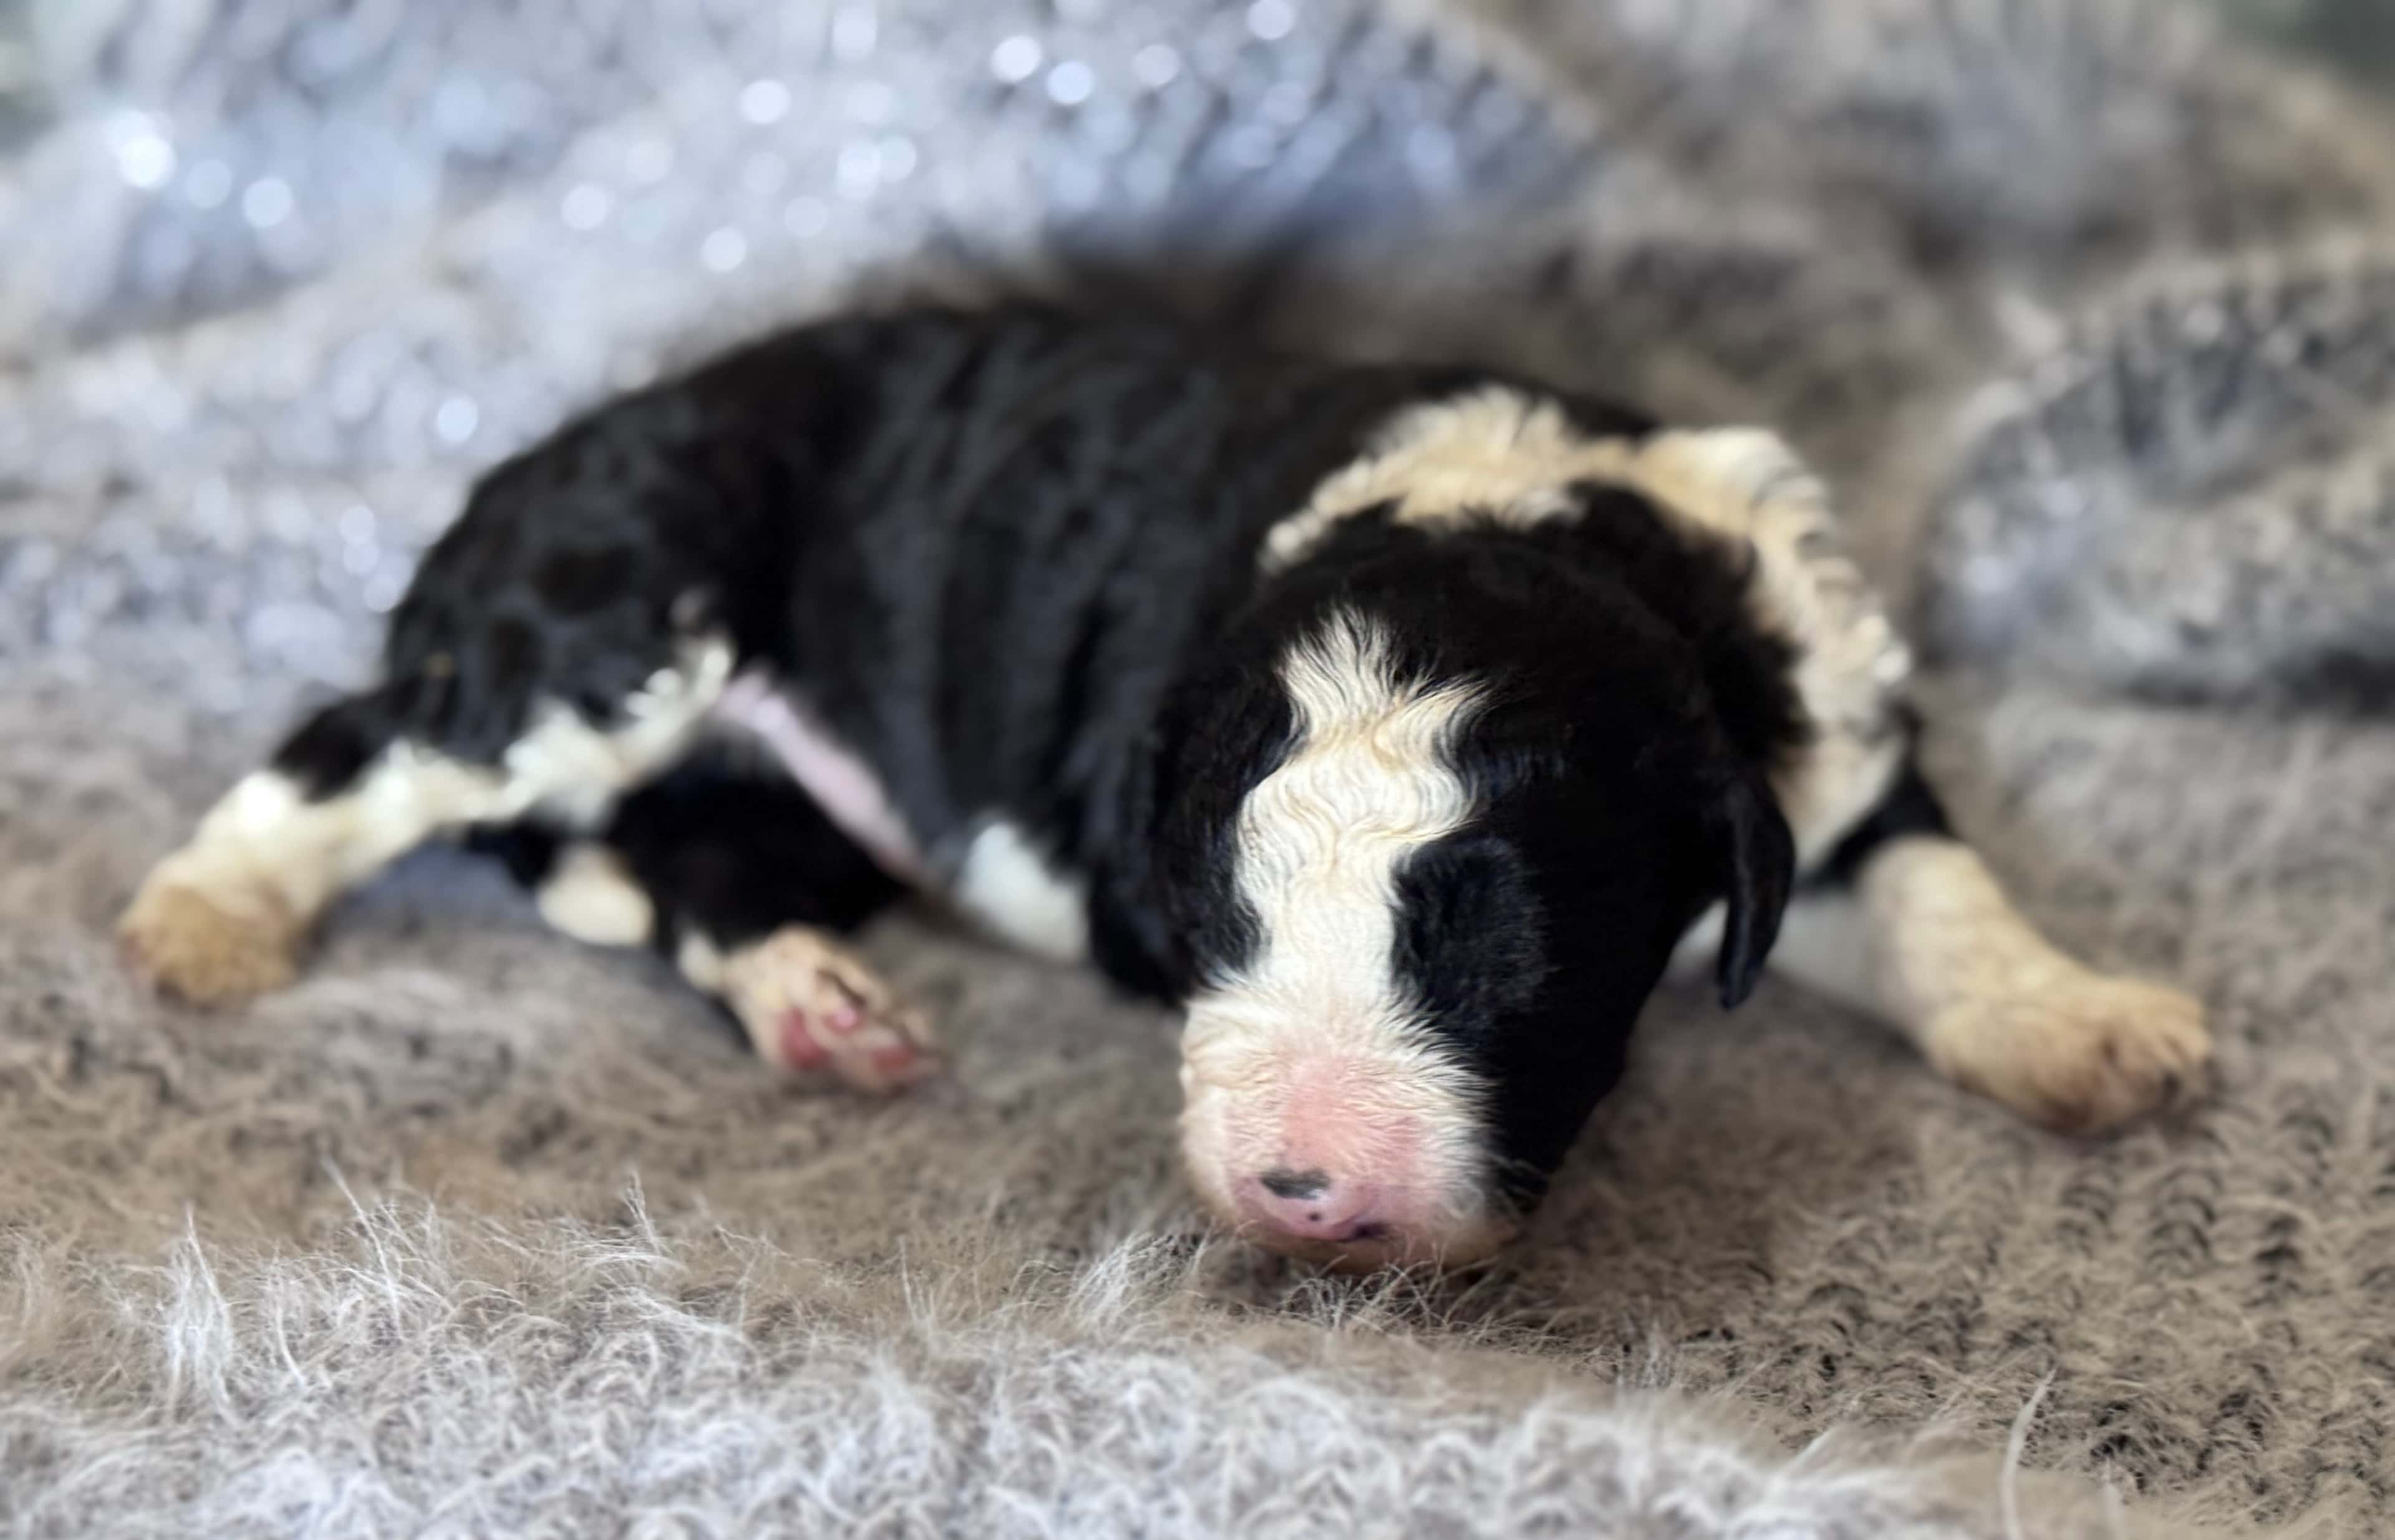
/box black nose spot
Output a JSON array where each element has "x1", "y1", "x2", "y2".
[{"x1": 1259, "y1": 1168, "x2": 1330, "y2": 1201}]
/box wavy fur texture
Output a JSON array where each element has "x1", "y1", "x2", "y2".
[{"x1": 2, "y1": 1194, "x2": 2222, "y2": 1540}]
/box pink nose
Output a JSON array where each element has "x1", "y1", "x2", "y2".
[{"x1": 1249, "y1": 1168, "x2": 1382, "y2": 1242}]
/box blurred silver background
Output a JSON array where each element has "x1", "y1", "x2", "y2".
[{"x1": 2, "y1": 0, "x2": 2393, "y2": 707}]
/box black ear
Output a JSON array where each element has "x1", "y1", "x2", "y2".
[{"x1": 1707, "y1": 766, "x2": 1794, "y2": 1010}]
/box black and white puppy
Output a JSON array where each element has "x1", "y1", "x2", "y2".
[{"x1": 122, "y1": 303, "x2": 2212, "y2": 1267}]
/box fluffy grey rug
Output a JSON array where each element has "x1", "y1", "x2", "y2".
[{"x1": 6, "y1": 1, "x2": 2395, "y2": 1535}]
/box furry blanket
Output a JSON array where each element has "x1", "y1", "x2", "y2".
[{"x1": 6, "y1": 1, "x2": 2395, "y2": 1534}]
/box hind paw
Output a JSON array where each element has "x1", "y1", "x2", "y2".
[
  {"x1": 718, "y1": 926, "x2": 940, "y2": 1094},
  {"x1": 120, "y1": 871, "x2": 300, "y2": 1005}
]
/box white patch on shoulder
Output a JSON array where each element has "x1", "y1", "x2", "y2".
[
  {"x1": 1176, "y1": 610, "x2": 1502, "y2": 1264},
  {"x1": 534, "y1": 842, "x2": 655, "y2": 947},
  {"x1": 120, "y1": 636, "x2": 735, "y2": 1004},
  {"x1": 1617, "y1": 429, "x2": 1912, "y2": 865},
  {"x1": 1265, "y1": 387, "x2": 1911, "y2": 867},
  {"x1": 1262, "y1": 386, "x2": 1618, "y2": 570},
  {"x1": 1219, "y1": 611, "x2": 1483, "y2": 1015},
  {"x1": 952, "y1": 820, "x2": 1090, "y2": 963}
]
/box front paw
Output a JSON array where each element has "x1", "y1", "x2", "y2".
[
  {"x1": 1923, "y1": 972, "x2": 2211, "y2": 1135},
  {"x1": 719, "y1": 926, "x2": 941, "y2": 1095}
]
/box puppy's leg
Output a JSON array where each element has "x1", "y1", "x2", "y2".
[
  {"x1": 492, "y1": 763, "x2": 937, "y2": 1093},
  {"x1": 121, "y1": 636, "x2": 735, "y2": 1003},
  {"x1": 1767, "y1": 765, "x2": 2212, "y2": 1133}
]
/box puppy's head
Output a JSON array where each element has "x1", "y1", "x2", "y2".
[{"x1": 1146, "y1": 524, "x2": 1796, "y2": 1268}]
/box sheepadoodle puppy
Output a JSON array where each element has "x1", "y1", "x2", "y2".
[{"x1": 122, "y1": 303, "x2": 2211, "y2": 1266}]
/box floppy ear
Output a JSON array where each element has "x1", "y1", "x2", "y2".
[{"x1": 1705, "y1": 765, "x2": 1794, "y2": 1009}]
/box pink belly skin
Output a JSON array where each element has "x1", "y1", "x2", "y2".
[{"x1": 709, "y1": 672, "x2": 931, "y2": 886}]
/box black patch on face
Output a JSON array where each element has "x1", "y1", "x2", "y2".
[
  {"x1": 1398, "y1": 759, "x2": 1721, "y2": 1212},
  {"x1": 1391, "y1": 833, "x2": 1550, "y2": 1035}
]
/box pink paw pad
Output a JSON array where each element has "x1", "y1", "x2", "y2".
[
  {"x1": 778, "y1": 1010, "x2": 834, "y2": 1070},
  {"x1": 723, "y1": 927, "x2": 941, "y2": 1095}
]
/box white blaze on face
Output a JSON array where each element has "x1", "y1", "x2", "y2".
[{"x1": 1178, "y1": 610, "x2": 1506, "y2": 1262}]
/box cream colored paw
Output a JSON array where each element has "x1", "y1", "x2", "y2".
[
  {"x1": 119, "y1": 872, "x2": 301, "y2": 1005},
  {"x1": 1923, "y1": 972, "x2": 2212, "y2": 1134},
  {"x1": 719, "y1": 926, "x2": 939, "y2": 1094}
]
